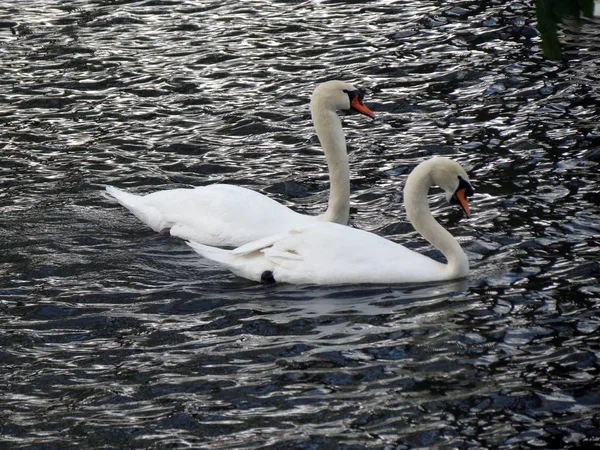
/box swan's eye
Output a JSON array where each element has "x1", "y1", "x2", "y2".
[
  {"x1": 343, "y1": 89, "x2": 363, "y2": 104},
  {"x1": 343, "y1": 89, "x2": 375, "y2": 118},
  {"x1": 457, "y1": 175, "x2": 474, "y2": 197},
  {"x1": 450, "y1": 176, "x2": 473, "y2": 206}
]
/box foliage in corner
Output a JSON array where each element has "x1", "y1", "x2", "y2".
[{"x1": 535, "y1": 0, "x2": 594, "y2": 60}]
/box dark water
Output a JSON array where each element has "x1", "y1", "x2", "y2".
[{"x1": 2, "y1": 0, "x2": 600, "y2": 448}]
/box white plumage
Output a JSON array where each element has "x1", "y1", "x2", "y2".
[
  {"x1": 187, "y1": 157, "x2": 475, "y2": 285},
  {"x1": 105, "y1": 80, "x2": 374, "y2": 247}
]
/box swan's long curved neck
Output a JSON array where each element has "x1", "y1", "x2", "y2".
[
  {"x1": 311, "y1": 101, "x2": 350, "y2": 224},
  {"x1": 404, "y1": 163, "x2": 469, "y2": 278}
]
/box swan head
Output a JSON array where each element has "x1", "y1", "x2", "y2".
[
  {"x1": 429, "y1": 158, "x2": 474, "y2": 217},
  {"x1": 311, "y1": 80, "x2": 375, "y2": 119}
]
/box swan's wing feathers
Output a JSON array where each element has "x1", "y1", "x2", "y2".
[
  {"x1": 261, "y1": 247, "x2": 304, "y2": 270},
  {"x1": 262, "y1": 249, "x2": 303, "y2": 260},
  {"x1": 225, "y1": 227, "x2": 312, "y2": 273},
  {"x1": 187, "y1": 239, "x2": 276, "y2": 282},
  {"x1": 186, "y1": 240, "x2": 235, "y2": 266},
  {"x1": 231, "y1": 233, "x2": 287, "y2": 255},
  {"x1": 231, "y1": 226, "x2": 312, "y2": 255}
]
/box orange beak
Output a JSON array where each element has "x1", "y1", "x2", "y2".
[
  {"x1": 351, "y1": 95, "x2": 375, "y2": 119},
  {"x1": 455, "y1": 188, "x2": 471, "y2": 218}
]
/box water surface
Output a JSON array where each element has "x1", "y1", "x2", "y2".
[{"x1": 1, "y1": 1, "x2": 599, "y2": 448}]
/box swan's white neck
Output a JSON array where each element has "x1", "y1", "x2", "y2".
[
  {"x1": 311, "y1": 99, "x2": 350, "y2": 224},
  {"x1": 403, "y1": 162, "x2": 469, "y2": 279}
]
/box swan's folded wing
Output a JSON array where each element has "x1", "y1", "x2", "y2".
[
  {"x1": 261, "y1": 247, "x2": 304, "y2": 270},
  {"x1": 262, "y1": 249, "x2": 303, "y2": 260},
  {"x1": 186, "y1": 240, "x2": 235, "y2": 266},
  {"x1": 230, "y1": 234, "x2": 284, "y2": 255},
  {"x1": 231, "y1": 227, "x2": 308, "y2": 256}
]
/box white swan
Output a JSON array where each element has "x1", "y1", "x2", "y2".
[
  {"x1": 187, "y1": 157, "x2": 475, "y2": 285},
  {"x1": 105, "y1": 80, "x2": 374, "y2": 247}
]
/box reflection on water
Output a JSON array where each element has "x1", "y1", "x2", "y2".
[{"x1": 1, "y1": 0, "x2": 599, "y2": 448}]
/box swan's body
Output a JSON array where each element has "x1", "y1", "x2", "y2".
[
  {"x1": 105, "y1": 80, "x2": 374, "y2": 247},
  {"x1": 105, "y1": 184, "x2": 319, "y2": 245},
  {"x1": 187, "y1": 157, "x2": 475, "y2": 285}
]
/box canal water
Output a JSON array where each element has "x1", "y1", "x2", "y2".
[{"x1": 1, "y1": 1, "x2": 599, "y2": 448}]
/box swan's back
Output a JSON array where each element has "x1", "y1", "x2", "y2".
[
  {"x1": 106, "y1": 184, "x2": 315, "y2": 247},
  {"x1": 226, "y1": 222, "x2": 446, "y2": 284}
]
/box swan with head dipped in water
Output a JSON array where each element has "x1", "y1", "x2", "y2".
[
  {"x1": 187, "y1": 157, "x2": 475, "y2": 285},
  {"x1": 105, "y1": 80, "x2": 374, "y2": 247}
]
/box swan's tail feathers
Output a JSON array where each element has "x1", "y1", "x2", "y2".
[
  {"x1": 187, "y1": 240, "x2": 236, "y2": 266},
  {"x1": 104, "y1": 186, "x2": 162, "y2": 231},
  {"x1": 104, "y1": 186, "x2": 141, "y2": 207}
]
